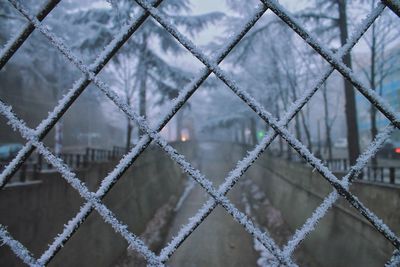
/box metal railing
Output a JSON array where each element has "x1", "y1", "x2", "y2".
[
  {"x1": 0, "y1": 146, "x2": 126, "y2": 183},
  {"x1": 0, "y1": 0, "x2": 399, "y2": 266}
]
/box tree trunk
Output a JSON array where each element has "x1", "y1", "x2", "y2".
[
  {"x1": 54, "y1": 120, "x2": 63, "y2": 156},
  {"x1": 241, "y1": 121, "x2": 246, "y2": 144},
  {"x1": 300, "y1": 110, "x2": 312, "y2": 153},
  {"x1": 338, "y1": 0, "x2": 360, "y2": 165},
  {"x1": 322, "y1": 84, "x2": 333, "y2": 160},
  {"x1": 126, "y1": 117, "x2": 132, "y2": 153},
  {"x1": 137, "y1": 35, "x2": 148, "y2": 139},
  {"x1": 369, "y1": 5, "x2": 378, "y2": 167},
  {"x1": 250, "y1": 117, "x2": 258, "y2": 145}
]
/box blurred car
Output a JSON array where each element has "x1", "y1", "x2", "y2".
[
  {"x1": 0, "y1": 143, "x2": 23, "y2": 161},
  {"x1": 376, "y1": 142, "x2": 400, "y2": 159}
]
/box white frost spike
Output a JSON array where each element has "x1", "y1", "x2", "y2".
[
  {"x1": 0, "y1": 101, "x2": 162, "y2": 266},
  {"x1": 8, "y1": 1, "x2": 290, "y2": 265},
  {"x1": 0, "y1": 225, "x2": 41, "y2": 267},
  {"x1": 386, "y1": 250, "x2": 400, "y2": 267},
  {"x1": 133, "y1": 0, "x2": 400, "y2": 251}
]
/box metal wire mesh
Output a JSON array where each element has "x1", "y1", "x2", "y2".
[{"x1": 0, "y1": 0, "x2": 399, "y2": 266}]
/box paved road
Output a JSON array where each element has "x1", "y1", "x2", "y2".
[{"x1": 165, "y1": 142, "x2": 259, "y2": 267}]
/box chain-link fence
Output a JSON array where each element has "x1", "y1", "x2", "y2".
[{"x1": 0, "y1": 0, "x2": 399, "y2": 266}]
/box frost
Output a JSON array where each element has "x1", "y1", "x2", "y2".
[
  {"x1": 0, "y1": 101, "x2": 162, "y2": 266},
  {"x1": 283, "y1": 124, "x2": 397, "y2": 257},
  {"x1": 386, "y1": 250, "x2": 400, "y2": 267},
  {"x1": 0, "y1": 225, "x2": 41, "y2": 267},
  {"x1": 1, "y1": 0, "x2": 399, "y2": 265},
  {"x1": 174, "y1": 178, "x2": 195, "y2": 211},
  {"x1": 134, "y1": 0, "x2": 400, "y2": 255},
  {"x1": 262, "y1": 0, "x2": 400, "y2": 127}
]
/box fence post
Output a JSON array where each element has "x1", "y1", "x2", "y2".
[
  {"x1": 19, "y1": 164, "x2": 27, "y2": 182},
  {"x1": 38, "y1": 153, "x2": 42, "y2": 172},
  {"x1": 389, "y1": 167, "x2": 395, "y2": 184}
]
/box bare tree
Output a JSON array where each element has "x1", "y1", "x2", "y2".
[
  {"x1": 356, "y1": 0, "x2": 400, "y2": 144},
  {"x1": 299, "y1": 0, "x2": 361, "y2": 164},
  {"x1": 108, "y1": 55, "x2": 136, "y2": 151}
]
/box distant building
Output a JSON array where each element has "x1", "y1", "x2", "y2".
[{"x1": 356, "y1": 48, "x2": 400, "y2": 148}]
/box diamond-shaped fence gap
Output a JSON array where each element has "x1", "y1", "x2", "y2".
[
  {"x1": 0, "y1": 164, "x2": 85, "y2": 266},
  {"x1": 97, "y1": 14, "x2": 206, "y2": 133},
  {"x1": 168, "y1": 75, "x2": 265, "y2": 176}
]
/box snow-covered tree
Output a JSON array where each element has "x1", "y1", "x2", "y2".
[{"x1": 70, "y1": 0, "x2": 223, "y2": 148}]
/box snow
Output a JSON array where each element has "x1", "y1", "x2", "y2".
[{"x1": 241, "y1": 183, "x2": 295, "y2": 267}]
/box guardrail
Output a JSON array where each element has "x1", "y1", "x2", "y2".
[
  {"x1": 273, "y1": 152, "x2": 400, "y2": 186},
  {"x1": 326, "y1": 158, "x2": 400, "y2": 185},
  {"x1": 1, "y1": 0, "x2": 399, "y2": 266},
  {"x1": 0, "y1": 146, "x2": 126, "y2": 183}
]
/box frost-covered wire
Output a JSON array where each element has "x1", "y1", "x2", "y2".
[
  {"x1": 8, "y1": 1, "x2": 291, "y2": 264},
  {"x1": 382, "y1": 0, "x2": 400, "y2": 17},
  {"x1": 0, "y1": 225, "x2": 40, "y2": 267},
  {"x1": 0, "y1": 0, "x2": 60, "y2": 70},
  {"x1": 159, "y1": 3, "x2": 385, "y2": 262},
  {"x1": 30, "y1": 2, "x2": 269, "y2": 265},
  {"x1": 0, "y1": 101, "x2": 162, "y2": 266},
  {"x1": 134, "y1": 0, "x2": 400, "y2": 250},
  {"x1": 282, "y1": 124, "x2": 396, "y2": 258},
  {"x1": 2, "y1": 0, "x2": 399, "y2": 265},
  {"x1": 260, "y1": 0, "x2": 400, "y2": 129},
  {"x1": 386, "y1": 250, "x2": 400, "y2": 267},
  {"x1": 0, "y1": 0, "x2": 163, "y2": 191}
]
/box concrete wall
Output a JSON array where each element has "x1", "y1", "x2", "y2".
[
  {"x1": 0, "y1": 144, "x2": 187, "y2": 267},
  {"x1": 248, "y1": 155, "x2": 399, "y2": 267}
]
